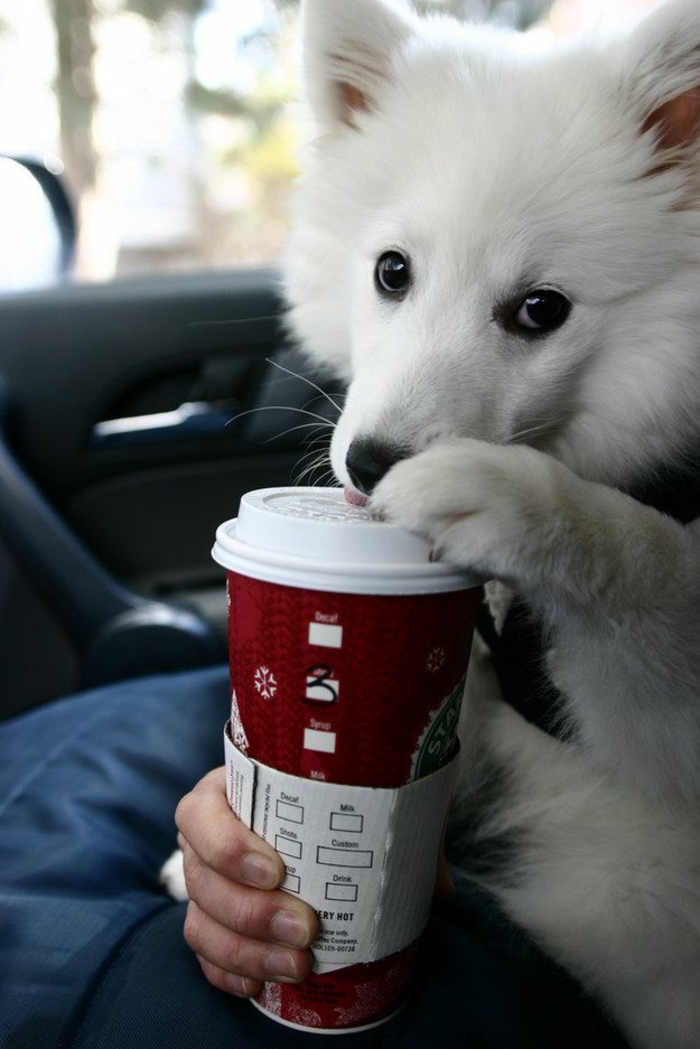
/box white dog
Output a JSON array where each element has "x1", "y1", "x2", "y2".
[{"x1": 283, "y1": 1, "x2": 700, "y2": 1046}]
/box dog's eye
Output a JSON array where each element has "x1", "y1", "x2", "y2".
[
  {"x1": 375, "y1": 251, "x2": 411, "y2": 296},
  {"x1": 513, "y1": 291, "x2": 571, "y2": 334}
]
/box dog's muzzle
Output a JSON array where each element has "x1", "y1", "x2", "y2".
[{"x1": 345, "y1": 437, "x2": 406, "y2": 495}]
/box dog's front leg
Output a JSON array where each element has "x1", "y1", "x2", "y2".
[
  {"x1": 371, "y1": 437, "x2": 690, "y2": 612},
  {"x1": 372, "y1": 437, "x2": 700, "y2": 797}
]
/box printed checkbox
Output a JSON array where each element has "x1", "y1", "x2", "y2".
[
  {"x1": 308, "y1": 622, "x2": 343, "y2": 648},
  {"x1": 316, "y1": 846, "x2": 373, "y2": 868},
  {"x1": 303, "y1": 728, "x2": 337, "y2": 753},
  {"x1": 275, "y1": 836, "x2": 302, "y2": 859},
  {"x1": 325, "y1": 882, "x2": 358, "y2": 902},
  {"x1": 330, "y1": 811, "x2": 363, "y2": 833},
  {"x1": 305, "y1": 677, "x2": 339, "y2": 702},
  {"x1": 283, "y1": 872, "x2": 301, "y2": 894},
  {"x1": 276, "y1": 800, "x2": 304, "y2": 823}
]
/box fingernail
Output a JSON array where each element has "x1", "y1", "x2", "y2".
[
  {"x1": 271, "y1": 910, "x2": 310, "y2": 948},
  {"x1": 225, "y1": 972, "x2": 255, "y2": 997},
  {"x1": 264, "y1": 948, "x2": 302, "y2": 982},
  {"x1": 241, "y1": 852, "x2": 278, "y2": 889}
]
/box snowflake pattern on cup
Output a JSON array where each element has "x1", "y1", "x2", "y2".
[
  {"x1": 426, "y1": 646, "x2": 446, "y2": 673},
  {"x1": 254, "y1": 665, "x2": 278, "y2": 699},
  {"x1": 230, "y1": 689, "x2": 250, "y2": 752}
]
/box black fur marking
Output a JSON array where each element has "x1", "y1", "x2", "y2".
[
  {"x1": 477, "y1": 595, "x2": 570, "y2": 739},
  {"x1": 624, "y1": 437, "x2": 700, "y2": 525},
  {"x1": 446, "y1": 759, "x2": 524, "y2": 888}
]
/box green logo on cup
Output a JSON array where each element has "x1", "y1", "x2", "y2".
[{"x1": 412, "y1": 677, "x2": 466, "y2": 779}]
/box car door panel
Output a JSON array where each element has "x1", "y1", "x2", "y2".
[{"x1": 0, "y1": 268, "x2": 339, "y2": 717}]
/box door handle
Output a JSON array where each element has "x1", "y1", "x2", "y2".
[{"x1": 91, "y1": 400, "x2": 234, "y2": 447}]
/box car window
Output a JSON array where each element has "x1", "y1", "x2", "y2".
[{"x1": 0, "y1": 0, "x2": 640, "y2": 292}]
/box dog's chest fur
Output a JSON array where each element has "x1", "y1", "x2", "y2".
[
  {"x1": 287, "y1": 1, "x2": 700, "y2": 1045},
  {"x1": 482, "y1": 451, "x2": 700, "y2": 741}
]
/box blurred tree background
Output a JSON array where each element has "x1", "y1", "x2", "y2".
[
  {"x1": 413, "y1": 0, "x2": 550, "y2": 25},
  {"x1": 0, "y1": 0, "x2": 553, "y2": 280}
]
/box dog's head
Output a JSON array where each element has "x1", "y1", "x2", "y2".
[{"x1": 284, "y1": 0, "x2": 700, "y2": 495}]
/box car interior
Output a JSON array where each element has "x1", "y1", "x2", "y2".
[
  {"x1": 0, "y1": 4, "x2": 638, "y2": 1048},
  {"x1": 0, "y1": 250, "x2": 338, "y2": 720}
]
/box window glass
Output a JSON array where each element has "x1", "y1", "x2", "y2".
[{"x1": 0, "y1": 0, "x2": 646, "y2": 287}]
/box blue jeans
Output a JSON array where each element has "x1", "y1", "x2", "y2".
[{"x1": 0, "y1": 667, "x2": 628, "y2": 1048}]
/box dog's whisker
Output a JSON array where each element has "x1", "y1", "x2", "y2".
[
  {"x1": 506, "y1": 421, "x2": 559, "y2": 445},
  {"x1": 294, "y1": 437, "x2": 332, "y2": 463},
  {"x1": 294, "y1": 448, "x2": 327, "y2": 470},
  {"x1": 299, "y1": 442, "x2": 332, "y2": 459},
  {"x1": 295, "y1": 440, "x2": 329, "y2": 461},
  {"x1": 263, "y1": 421, "x2": 335, "y2": 444},
  {"x1": 302, "y1": 431, "x2": 334, "y2": 451},
  {"x1": 294, "y1": 448, "x2": 332, "y2": 486},
  {"x1": 311, "y1": 466, "x2": 334, "y2": 487},
  {"x1": 297, "y1": 246, "x2": 335, "y2": 302},
  {"x1": 302, "y1": 429, "x2": 333, "y2": 444},
  {"x1": 188, "y1": 314, "x2": 279, "y2": 329},
  {"x1": 265, "y1": 357, "x2": 344, "y2": 414},
  {"x1": 292, "y1": 451, "x2": 324, "y2": 484},
  {"x1": 225, "y1": 405, "x2": 336, "y2": 428},
  {"x1": 316, "y1": 468, "x2": 339, "y2": 488},
  {"x1": 301, "y1": 426, "x2": 334, "y2": 446}
]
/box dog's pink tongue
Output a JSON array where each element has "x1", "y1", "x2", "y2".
[{"x1": 344, "y1": 485, "x2": 369, "y2": 507}]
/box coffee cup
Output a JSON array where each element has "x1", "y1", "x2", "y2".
[{"x1": 213, "y1": 487, "x2": 479, "y2": 1032}]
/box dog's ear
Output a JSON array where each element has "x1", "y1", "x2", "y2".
[
  {"x1": 301, "y1": 0, "x2": 415, "y2": 131},
  {"x1": 623, "y1": 0, "x2": 700, "y2": 158}
]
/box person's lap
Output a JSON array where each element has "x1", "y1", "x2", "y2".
[{"x1": 0, "y1": 667, "x2": 627, "y2": 1049}]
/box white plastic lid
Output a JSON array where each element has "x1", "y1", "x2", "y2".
[{"x1": 212, "y1": 487, "x2": 478, "y2": 595}]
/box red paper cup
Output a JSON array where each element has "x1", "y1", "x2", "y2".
[{"x1": 213, "y1": 487, "x2": 479, "y2": 1033}]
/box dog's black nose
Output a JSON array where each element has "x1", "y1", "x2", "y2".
[{"x1": 345, "y1": 437, "x2": 405, "y2": 495}]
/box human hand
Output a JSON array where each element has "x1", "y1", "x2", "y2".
[{"x1": 175, "y1": 766, "x2": 320, "y2": 998}]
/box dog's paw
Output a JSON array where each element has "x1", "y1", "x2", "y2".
[
  {"x1": 371, "y1": 438, "x2": 563, "y2": 584},
  {"x1": 160, "y1": 848, "x2": 189, "y2": 901}
]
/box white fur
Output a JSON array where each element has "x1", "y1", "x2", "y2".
[
  {"x1": 284, "y1": 1, "x2": 700, "y2": 1045},
  {"x1": 160, "y1": 847, "x2": 188, "y2": 901}
]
